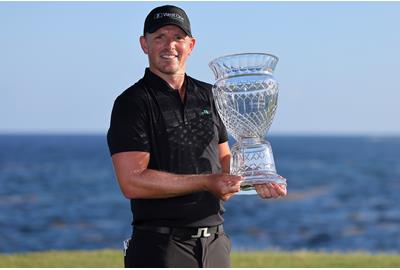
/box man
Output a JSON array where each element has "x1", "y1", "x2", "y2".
[{"x1": 107, "y1": 5, "x2": 287, "y2": 267}]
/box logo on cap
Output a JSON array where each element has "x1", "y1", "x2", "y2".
[{"x1": 154, "y1": 12, "x2": 185, "y2": 22}]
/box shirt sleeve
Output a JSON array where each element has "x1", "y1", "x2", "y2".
[
  {"x1": 107, "y1": 92, "x2": 151, "y2": 156},
  {"x1": 211, "y1": 98, "x2": 228, "y2": 144},
  {"x1": 217, "y1": 113, "x2": 228, "y2": 144}
]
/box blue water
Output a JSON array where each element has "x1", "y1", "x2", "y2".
[{"x1": 0, "y1": 134, "x2": 399, "y2": 253}]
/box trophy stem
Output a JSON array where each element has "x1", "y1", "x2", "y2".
[{"x1": 231, "y1": 138, "x2": 287, "y2": 195}]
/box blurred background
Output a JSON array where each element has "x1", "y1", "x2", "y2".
[{"x1": 1, "y1": 2, "x2": 399, "y2": 253}]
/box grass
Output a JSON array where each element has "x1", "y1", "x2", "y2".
[
  {"x1": 0, "y1": 249, "x2": 400, "y2": 267},
  {"x1": 231, "y1": 250, "x2": 400, "y2": 267}
]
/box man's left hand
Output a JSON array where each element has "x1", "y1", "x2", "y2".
[{"x1": 255, "y1": 183, "x2": 287, "y2": 199}]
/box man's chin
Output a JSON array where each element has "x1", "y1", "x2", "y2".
[
  {"x1": 151, "y1": 64, "x2": 184, "y2": 76},
  {"x1": 160, "y1": 67, "x2": 182, "y2": 75}
]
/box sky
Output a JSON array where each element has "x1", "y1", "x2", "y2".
[{"x1": 1, "y1": 1, "x2": 400, "y2": 135}]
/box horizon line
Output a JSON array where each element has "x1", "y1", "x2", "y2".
[{"x1": 1, "y1": 131, "x2": 400, "y2": 138}]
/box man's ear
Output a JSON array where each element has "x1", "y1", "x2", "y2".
[
  {"x1": 188, "y1": 37, "x2": 196, "y2": 55},
  {"x1": 139, "y1": 36, "x2": 149, "y2": 54}
]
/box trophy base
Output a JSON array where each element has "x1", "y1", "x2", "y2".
[{"x1": 238, "y1": 172, "x2": 287, "y2": 195}]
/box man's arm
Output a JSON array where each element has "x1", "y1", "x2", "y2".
[
  {"x1": 111, "y1": 151, "x2": 242, "y2": 201},
  {"x1": 218, "y1": 141, "x2": 231, "y2": 174}
]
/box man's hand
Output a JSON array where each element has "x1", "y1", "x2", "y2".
[
  {"x1": 255, "y1": 183, "x2": 287, "y2": 199},
  {"x1": 206, "y1": 174, "x2": 242, "y2": 201}
]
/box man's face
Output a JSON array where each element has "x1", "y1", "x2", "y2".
[{"x1": 140, "y1": 25, "x2": 196, "y2": 77}]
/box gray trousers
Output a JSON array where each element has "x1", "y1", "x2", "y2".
[{"x1": 124, "y1": 228, "x2": 232, "y2": 267}]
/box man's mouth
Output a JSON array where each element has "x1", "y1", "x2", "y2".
[{"x1": 160, "y1": 53, "x2": 178, "y2": 60}]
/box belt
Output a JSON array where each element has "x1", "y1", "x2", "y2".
[{"x1": 134, "y1": 224, "x2": 224, "y2": 239}]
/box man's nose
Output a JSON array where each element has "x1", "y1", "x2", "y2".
[{"x1": 164, "y1": 37, "x2": 176, "y2": 48}]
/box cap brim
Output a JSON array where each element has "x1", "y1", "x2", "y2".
[{"x1": 147, "y1": 21, "x2": 192, "y2": 37}]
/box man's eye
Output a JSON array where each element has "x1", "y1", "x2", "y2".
[{"x1": 153, "y1": 34, "x2": 164, "y2": 40}]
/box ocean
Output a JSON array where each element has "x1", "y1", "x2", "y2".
[{"x1": 0, "y1": 134, "x2": 399, "y2": 253}]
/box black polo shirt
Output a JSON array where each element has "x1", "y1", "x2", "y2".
[{"x1": 107, "y1": 68, "x2": 228, "y2": 227}]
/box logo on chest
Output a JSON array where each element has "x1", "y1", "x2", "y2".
[{"x1": 200, "y1": 109, "x2": 211, "y2": 116}]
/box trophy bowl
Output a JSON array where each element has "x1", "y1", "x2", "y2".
[{"x1": 209, "y1": 53, "x2": 287, "y2": 194}]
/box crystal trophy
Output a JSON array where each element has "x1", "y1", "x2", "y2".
[{"x1": 209, "y1": 53, "x2": 287, "y2": 194}]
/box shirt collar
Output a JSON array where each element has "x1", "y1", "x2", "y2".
[{"x1": 143, "y1": 68, "x2": 188, "y2": 94}]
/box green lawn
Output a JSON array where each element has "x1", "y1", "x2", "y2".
[{"x1": 0, "y1": 249, "x2": 399, "y2": 267}]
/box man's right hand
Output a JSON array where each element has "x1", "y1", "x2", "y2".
[{"x1": 205, "y1": 174, "x2": 242, "y2": 201}]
